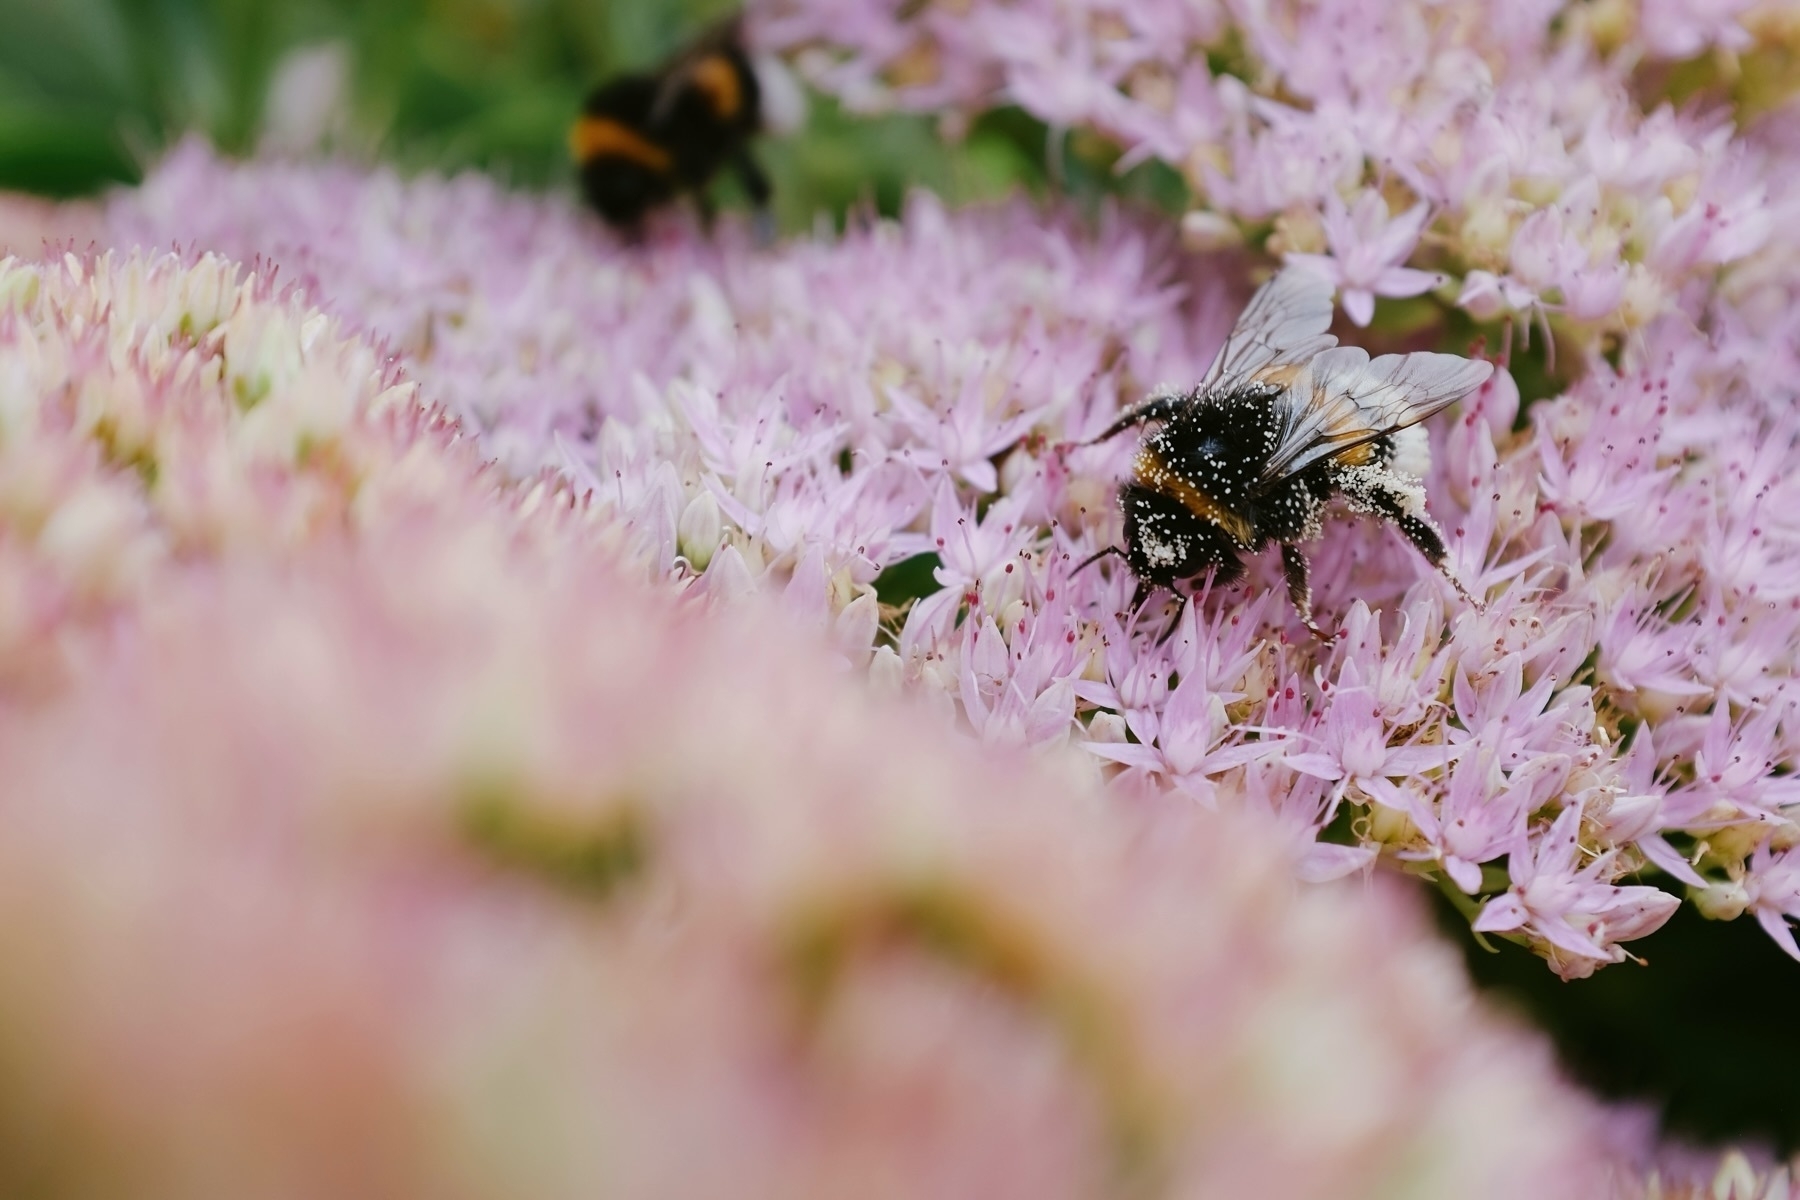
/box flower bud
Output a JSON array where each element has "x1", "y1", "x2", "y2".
[
  {"x1": 1459, "y1": 200, "x2": 1515, "y2": 269},
  {"x1": 834, "y1": 588, "x2": 880, "y2": 660},
  {"x1": 1618, "y1": 264, "x2": 1666, "y2": 329},
  {"x1": 869, "y1": 645, "x2": 905, "y2": 694},
  {"x1": 1180, "y1": 210, "x2": 1242, "y2": 252},
  {"x1": 1086, "y1": 712, "x2": 1129, "y2": 744},
  {"x1": 1690, "y1": 878, "x2": 1749, "y2": 921},
  {"x1": 677, "y1": 490, "x2": 722, "y2": 571},
  {"x1": 1771, "y1": 820, "x2": 1800, "y2": 853},
  {"x1": 697, "y1": 541, "x2": 758, "y2": 604},
  {"x1": 1268, "y1": 206, "x2": 1326, "y2": 257},
  {"x1": 997, "y1": 598, "x2": 1031, "y2": 644},
  {"x1": 1363, "y1": 797, "x2": 1419, "y2": 847}
]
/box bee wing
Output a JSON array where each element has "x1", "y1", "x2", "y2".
[
  {"x1": 1198, "y1": 265, "x2": 1340, "y2": 396},
  {"x1": 1255, "y1": 347, "x2": 1494, "y2": 487},
  {"x1": 651, "y1": 16, "x2": 745, "y2": 122}
]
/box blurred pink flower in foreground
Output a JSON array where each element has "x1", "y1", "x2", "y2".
[{"x1": 0, "y1": 248, "x2": 1659, "y2": 1197}]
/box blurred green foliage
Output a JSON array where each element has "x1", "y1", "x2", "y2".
[
  {"x1": 0, "y1": 0, "x2": 1169, "y2": 228},
  {"x1": 0, "y1": 0, "x2": 731, "y2": 194}
]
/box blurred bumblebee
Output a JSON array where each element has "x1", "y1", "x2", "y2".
[
  {"x1": 570, "y1": 19, "x2": 799, "y2": 232},
  {"x1": 1080, "y1": 265, "x2": 1494, "y2": 639}
]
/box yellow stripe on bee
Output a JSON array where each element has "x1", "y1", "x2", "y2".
[
  {"x1": 1248, "y1": 363, "x2": 1305, "y2": 389},
  {"x1": 569, "y1": 116, "x2": 672, "y2": 171},
  {"x1": 1311, "y1": 380, "x2": 1379, "y2": 466},
  {"x1": 688, "y1": 54, "x2": 743, "y2": 119},
  {"x1": 1132, "y1": 445, "x2": 1256, "y2": 546}
]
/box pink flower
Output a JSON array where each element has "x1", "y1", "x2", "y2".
[
  {"x1": 14, "y1": 6, "x2": 1800, "y2": 1177},
  {"x1": 884, "y1": 361, "x2": 1044, "y2": 494},
  {"x1": 1282, "y1": 685, "x2": 1456, "y2": 793},
  {"x1": 1329, "y1": 600, "x2": 1451, "y2": 730},
  {"x1": 1673, "y1": 703, "x2": 1800, "y2": 827},
  {"x1": 1150, "y1": 663, "x2": 1283, "y2": 795},
  {"x1": 1637, "y1": 0, "x2": 1755, "y2": 59},
  {"x1": 1284, "y1": 192, "x2": 1444, "y2": 325},
  {"x1": 1371, "y1": 749, "x2": 1531, "y2": 894},
  {"x1": 1447, "y1": 655, "x2": 1565, "y2": 771},
  {"x1": 1238, "y1": 758, "x2": 1378, "y2": 883},
  {"x1": 1594, "y1": 588, "x2": 1712, "y2": 705},
  {"x1": 1456, "y1": 269, "x2": 1541, "y2": 321},
  {"x1": 953, "y1": 578, "x2": 1088, "y2": 747},
  {"x1": 1473, "y1": 803, "x2": 1680, "y2": 978},
  {"x1": 1746, "y1": 841, "x2": 1800, "y2": 961},
  {"x1": 898, "y1": 482, "x2": 1036, "y2": 657}
]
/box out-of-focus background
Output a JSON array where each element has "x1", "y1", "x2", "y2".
[{"x1": 0, "y1": 0, "x2": 1183, "y2": 226}]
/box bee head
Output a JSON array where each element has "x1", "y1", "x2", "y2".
[
  {"x1": 1119, "y1": 483, "x2": 1246, "y2": 590},
  {"x1": 578, "y1": 158, "x2": 674, "y2": 229}
]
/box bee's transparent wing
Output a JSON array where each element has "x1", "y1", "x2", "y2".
[
  {"x1": 1088, "y1": 265, "x2": 1338, "y2": 442},
  {"x1": 1197, "y1": 265, "x2": 1340, "y2": 396},
  {"x1": 1256, "y1": 347, "x2": 1494, "y2": 486},
  {"x1": 651, "y1": 15, "x2": 744, "y2": 121}
]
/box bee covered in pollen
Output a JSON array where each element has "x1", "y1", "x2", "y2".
[
  {"x1": 1081, "y1": 265, "x2": 1494, "y2": 639},
  {"x1": 570, "y1": 18, "x2": 799, "y2": 233}
]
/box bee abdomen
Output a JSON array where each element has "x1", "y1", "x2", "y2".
[{"x1": 1380, "y1": 423, "x2": 1432, "y2": 480}]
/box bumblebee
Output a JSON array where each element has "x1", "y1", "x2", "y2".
[
  {"x1": 1083, "y1": 265, "x2": 1494, "y2": 639},
  {"x1": 570, "y1": 20, "x2": 774, "y2": 231}
]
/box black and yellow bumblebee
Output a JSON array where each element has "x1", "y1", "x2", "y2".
[
  {"x1": 570, "y1": 19, "x2": 782, "y2": 232},
  {"x1": 1081, "y1": 266, "x2": 1494, "y2": 639}
]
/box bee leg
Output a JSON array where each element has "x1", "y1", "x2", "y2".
[
  {"x1": 1359, "y1": 475, "x2": 1483, "y2": 610},
  {"x1": 695, "y1": 189, "x2": 719, "y2": 232},
  {"x1": 731, "y1": 151, "x2": 776, "y2": 245},
  {"x1": 1078, "y1": 390, "x2": 1187, "y2": 446},
  {"x1": 1128, "y1": 578, "x2": 1151, "y2": 614},
  {"x1": 1154, "y1": 591, "x2": 1188, "y2": 647},
  {"x1": 1280, "y1": 543, "x2": 1331, "y2": 641},
  {"x1": 732, "y1": 150, "x2": 772, "y2": 205}
]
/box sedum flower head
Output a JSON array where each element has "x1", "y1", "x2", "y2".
[{"x1": 757, "y1": 0, "x2": 1778, "y2": 342}]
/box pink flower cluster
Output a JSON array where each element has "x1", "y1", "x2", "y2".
[
  {"x1": 0, "y1": 246, "x2": 1675, "y2": 1196},
  {"x1": 758, "y1": 0, "x2": 1786, "y2": 334},
  {"x1": 104, "y1": 124, "x2": 1800, "y2": 980}
]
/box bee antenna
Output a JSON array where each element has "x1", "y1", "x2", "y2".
[
  {"x1": 1128, "y1": 580, "x2": 1153, "y2": 622},
  {"x1": 1072, "y1": 545, "x2": 1125, "y2": 576}
]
